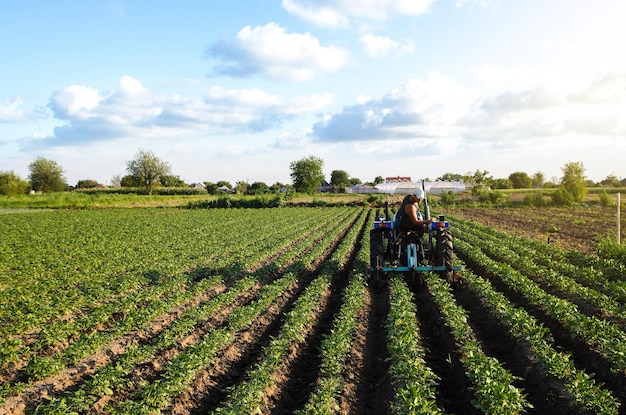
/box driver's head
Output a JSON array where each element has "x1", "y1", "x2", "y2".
[
  {"x1": 410, "y1": 188, "x2": 425, "y2": 204},
  {"x1": 409, "y1": 194, "x2": 421, "y2": 204}
]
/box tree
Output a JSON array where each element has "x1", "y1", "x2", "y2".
[
  {"x1": 159, "y1": 175, "x2": 186, "y2": 187},
  {"x1": 438, "y1": 172, "x2": 464, "y2": 182},
  {"x1": 463, "y1": 170, "x2": 492, "y2": 194},
  {"x1": 491, "y1": 178, "x2": 512, "y2": 189},
  {"x1": 330, "y1": 170, "x2": 349, "y2": 190},
  {"x1": 508, "y1": 172, "x2": 532, "y2": 189},
  {"x1": 121, "y1": 175, "x2": 140, "y2": 187},
  {"x1": 374, "y1": 176, "x2": 384, "y2": 185},
  {"x1": 247, "y1": 181, "x2": 269, "y2": 195},
  {"x1": 0, "y1": 171, "x2": 29, "y2": 195},
  {"x1": 110, "y1": 175, "x2": 122, "y2": 187},
  {"x1": 532, "y1": 172, "x2": 545, "y2": 188},
  {"x1": 204, "y1": 182, "x2": 219, "y2": 194},
  {"x1": 270, "y1": 181, "x2": 286, "y2": 192},
  {"x1": 290, "y1": 155, "x2": 325, "y2": 194},
  {"x1": 126, "y1": 149, "x2": 171, "y2": 195},
  {"x1": 234, "y1": 181, "x2": 248, "y2": 194},
  {"x1": 560, "y1": 161, "x2": 587, "y2": 203},
  {"x1": 216, "y1": 181, "x2": 232, "y2": 189},
  {"x1": 28, "y1": 157, "x2": 67, "y2": 193},
  {"x1": 76, "y1": 179, "x2": 99, "y2": 189},
  {"x1": 600, "y1": 174, "x2": 621, "y2": 187}
]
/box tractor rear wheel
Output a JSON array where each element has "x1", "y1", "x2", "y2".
[
  {"x1": 436, "y1": 228, "x2": 455, "y2": 283},
  {"x1": 370, "y1": 229, "x2": 386, "y2": 291}
]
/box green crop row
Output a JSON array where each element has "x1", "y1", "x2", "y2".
[
  {"x1": 459, "y1": 265, "x2": 620, "y2": 414},
  {"x1": 386, "y1": 275, "x2": 443, "y2": 415},
  {"x1": 452, "y1": 228, "x2": 626, "y2": 375},
  {"x1": 30, "y1": 208, "x2": 364, "y2": 414},
  {"x1": 4, "y1": 208, "x2": 352, "y2": 384},
  {"x1": 452, "y1": 218, "x2": 626, "y2": 322},
  {"x1": 210, "y1": 210, "x2": 368, "y2": 414},
  {"x1": 296, "y1": 212, "x2": 370, "y2": 414},
  {"x1": 424, "y1": 273, "x2": 529, "y2": 414}
]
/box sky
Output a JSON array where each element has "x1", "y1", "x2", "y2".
[{"x1": 1, "y1": 0, "x2": 625, "y2": 187}]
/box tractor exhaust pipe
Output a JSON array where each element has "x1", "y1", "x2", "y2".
[{"x1": 422, "y1": 180, "x2": 430, "y2": 221}]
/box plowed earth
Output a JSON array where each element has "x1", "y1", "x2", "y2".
[
  {"x1": 1, "y1": 206, "x2": 625, "y2": 414},
  {"x1": 448, "y1": 205, "x2": 624, "y2": 255}
]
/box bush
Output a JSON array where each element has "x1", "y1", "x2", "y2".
[
  {"x1": 597, "y1": 190, "x2": 614, "y2": 207},
  {"x1": 188, "y1": 195, "x2": 285, "y2": 209},
  {"x1": 0, "y1": 171, "x2": 29, "y2": 195},
  {"x1": 439, "y1": 191, "x2": 459, "y2": 206},
  {"x1": 523, "y1": 192, "x2": 547, "y2": 207},
  {"x1": 478, "y1": 190, "x2": 507, "y2": 205},
  {"x1": 597, "y1": 237, "x2": 626, "y2": 263},
  {"x1": 551, "y1": 187, "x2": 574, "y2": 207}
]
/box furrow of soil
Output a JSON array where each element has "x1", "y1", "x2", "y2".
[
  {"x1": 342, "y1": 284, "x2": 393, "y2": 415},
  {"x1": 1, "y1": 281, "x2": 230, "y2": 415},
  {"x1": 170, "y1": 279, "x2": 301, "y2": 415},
  {"x1": 251, "y1": 212, "x2": 368, "y2": 414},
  {"x1": 2, "y1": 212, "x2": 351, "y2": 415},
  {"x1": 406, "y1": 279, "x2": 478, "y2": 414},
  {"x1": 458, "y1": 252, "x2": 626, "y2": 413},
  {"x1": 451, "y1": 281, "x2": 578, "y2": 414}
]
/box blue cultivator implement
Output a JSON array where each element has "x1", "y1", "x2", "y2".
[{"x1": 369, "y1": 190, "x2": 462, "y2": 290}]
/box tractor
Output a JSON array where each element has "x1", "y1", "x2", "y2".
[{"x1": 369, "y1": 187, "x2": 462, "y2": 290}]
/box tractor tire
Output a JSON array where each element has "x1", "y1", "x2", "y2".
[
  {"x1": 436, "y1": 228, "x2": 455, "y2": 283},
  {"x1": 369, "y1": 229, "x2": 386, "y2": 291},
  {"x1": 369, "y1": 229, "x2": 385, "y2": 267}
]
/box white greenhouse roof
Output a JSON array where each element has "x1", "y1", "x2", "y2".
[{"x1": 374, "y1": 181, "x2": 466, "y2": 194}]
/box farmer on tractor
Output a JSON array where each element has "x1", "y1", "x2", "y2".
[{"x1": 394, "y1": 189, "x2": 435, "y2": 237}]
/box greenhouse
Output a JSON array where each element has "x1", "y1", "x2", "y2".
[{"x1": 374, "y1": 181, "x2": 466, "y2": 195}]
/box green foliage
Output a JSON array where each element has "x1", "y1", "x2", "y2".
[
  {"x1": 597, "y1": 237, "x2": 626, "y2": 263},
  {"x1": 75, "y1": 179, "x2": 99, "y2": 189},
  {"x1": 188, "y1": 195, "x2": 284, "y2": 208},
  {"x1": 597, "y1": 189, "x2": 613, "y2": 207},
  {"x1": 551, "y1": 186, "x2": 575, "y2": 206},
  {"x1": 491, "y1": 178, "x2": 513, "y2": 189},
  {"x1": 0, "y1": 170, "x2": 29, "y2": 195},
  {"x1": 330, "y1": 169, "x2": 349, "y2": 189},
  {"x1": 290, "y1": 155, "x2": 325, "y2": 194},
  {"x1": 439, "y1": 190, "x2": 458, "y2": 206},
  {"x1": 560, "y1": 161, "x2": 587, "y2": 202},
  {"x1": 478, "y1": 190, "x2": 508, "y2": 205},
  {"x1": 159, "y1": 174, "x2": 186, "y2": 187},
  {"x1": 508, "y1": 171, "x2": 532, "y2": 189},
  {"x1": 28, "y1": 157, "x2": 67, "y2": 193},
  {"x1": 600, "y1": 174, "x2": 621, "y2": 187},
  {"x1": 532, "y1": 172, "x2": 545, "y2": 188},
  {"x1": 464, "y1": 169, "x2": 493, "y2": 195},
  {"x1": 523, "y1": 191, "x2": 547, "y2": 207},
  {"x1": 126, "y1": 149, "x2": 171, "y2": 195},
  {"x1": 246, "y1": 181, "x2": 269, "y2": 195}
]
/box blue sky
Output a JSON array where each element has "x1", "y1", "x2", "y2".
[{"x1": 1, "y1": 0, "x2": 625, "y2": 186}]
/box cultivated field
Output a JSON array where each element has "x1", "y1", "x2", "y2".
[{"x1": 0, "y1": 206, "x2": 625, "y2": 414}]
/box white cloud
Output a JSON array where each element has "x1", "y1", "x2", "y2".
[
  {"x1": 311, "y1": 70, "x2": 626, "y2": 156},
  {"x1": 283, "y1": 0, "x2": 436, "y2": 26},
  {"x1": 208, "y1": 22, "x2": 349, "y2": 81},
  {"x1": 0, "y1": 97, "x2": 46, "y2": 123},
  {"x1": 49, "y1": 85, "x2": 102, "y2": 120},
  {"x1": 455, "y1": 0, "x2": 498, "y2": 8},
  {"x1": 360, "y1": 34, "x2": 415, "y2": 58},
  {"x1": 34, "y1": 76, "x2": 333, "y2": 147}
]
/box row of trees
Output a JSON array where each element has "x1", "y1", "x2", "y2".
[{"x1": 1, "y1": 151, "x2": 623, "y2": 200}]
